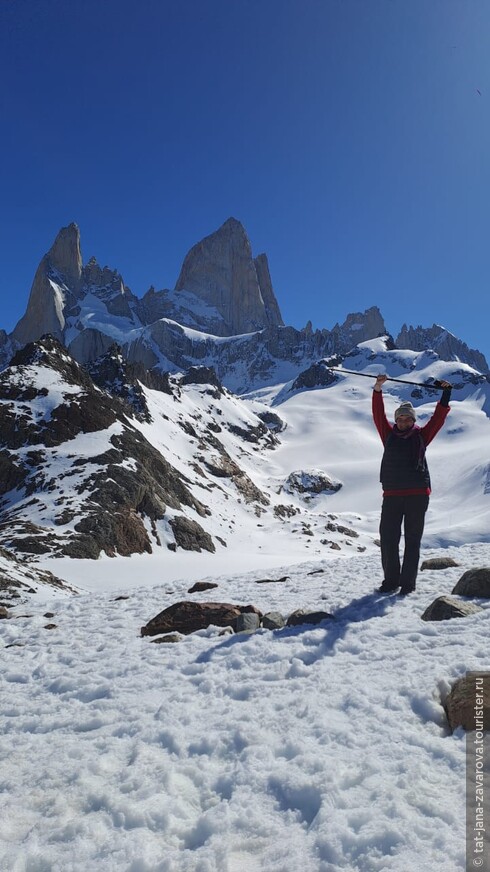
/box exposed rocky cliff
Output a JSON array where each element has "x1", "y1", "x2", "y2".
[{"x1": 174, "y1": 217, "x2": 284, "y2": 336}]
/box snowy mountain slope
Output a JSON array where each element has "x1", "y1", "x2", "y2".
[
  {"x1": 0, "y1": 338, "x2": 215, "y2": 561},
  {"x1": 1, "y1": 331, "x2": 489, "y2": 593}
]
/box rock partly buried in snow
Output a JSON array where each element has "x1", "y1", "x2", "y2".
[
  {"x1": 444, "y1": 674, "x2": 490, "y2": 732},
  {"x1": 141, "y1": 601, "x2": 262, "y2": 637},
  {"x1": 281, "y1": 470, "x2": 342, "y2": 501},
  {"x1": 187, "y1": 581, "x2": 219, "y2": 593},
  {"x1": 262, "y1": 611, "x2": 286, "y2": 630},
  {"x1": 421, "y1": 596, "x2": 484, "y2": 622},
  {"x1": 286, "y1": 609, "x2": 334, "y2": 627},
  {"x1": 420, "y1": 557, "x2": 460, "y2": 570},
  {"x1": 452, "y1": 568, "x2": 490, "y2": 598},
  {"x1": 236, "y1": 612, "x2": 261, "y2": 633},
  {"x1": 150, "y1": 634, "x2": 183, "y2": 644}
]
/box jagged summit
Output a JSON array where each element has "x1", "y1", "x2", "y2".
[
  {"x1": 12, "y1": 222, "x2": 82, "y2": 347},
  {"x1": 47, "y1": 222, "x2": 83, "y2": 287},
  {"x1": 1, "y1": 220, "x2": 488, "y2": 387},
  {"x1": 174, "y1": 217, "x2": 284, "y2": 336},
  {"x1": 396, "y1": 323, "x2": 487, "y2": 374}
]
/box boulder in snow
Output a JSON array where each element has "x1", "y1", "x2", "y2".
[
  {"x1": 452, "y1": 568, "x2": 490, "y2": 598},
  {"x1": 141, "y1": 601, "x2": 262, "y2": 637},
  {"x1": 420, "y1": 557, "x2": 460, "y2": 571},
  {"x1": 421, "y1": 596, "x2": 484, "y2": 622},
  {"x1": 280, "y1": 470, "x2": 342, "y2": 501},
  {"x1": 444, "y1": 673, "x2": 490, "y2": 733}
]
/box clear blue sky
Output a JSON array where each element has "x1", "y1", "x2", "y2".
[{"x1": 1, "y1": 0, "x2": 490, "y2": 362}]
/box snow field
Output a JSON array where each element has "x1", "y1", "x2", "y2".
[{"x1": 2, "y1": 544, "x2": 490, "y2": 871}]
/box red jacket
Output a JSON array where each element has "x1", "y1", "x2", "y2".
[{"x1": 372, "y1": 390, "x2": 450, "y2": 496}]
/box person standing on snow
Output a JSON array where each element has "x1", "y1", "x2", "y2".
[{"x1": 372, "y1": 374, "x2": 452, "y2": 595}]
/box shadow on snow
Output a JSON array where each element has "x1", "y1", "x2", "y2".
[{"x1": 194, "y1": 591, "x2": 396, "y2": 665}]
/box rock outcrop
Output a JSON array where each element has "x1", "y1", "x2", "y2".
[
  {"x1": 174, "y1": 217, "x2": 284, "y2": 336},
  {"x1": 280, "y1": 470, "x2": 342, "y2": 500},
  {"x1": 397, "y1": 323, "x2": 488, "y2": 372},
  {"x1": 12, "y1": 223, "x2": 82, "y2": 346}
]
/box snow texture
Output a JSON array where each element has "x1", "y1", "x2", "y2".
[{"x1": 1, "y1": 545, "x2": 489, "y2": 871}]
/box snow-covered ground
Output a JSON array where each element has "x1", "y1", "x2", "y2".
[
  {"x1": 2, "y1": 338, "x2": 490, "y2": 870},
  {"x1": 2, "y1": 543, "x2": 490, "y2": 871}
]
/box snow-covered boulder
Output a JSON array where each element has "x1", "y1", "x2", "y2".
[{"x1": 280, "y1": 469, "x2": 342, "y2": 501}]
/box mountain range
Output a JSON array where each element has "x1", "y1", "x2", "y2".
[
  {"x1": 1, "y1": 218, "x2": 487, "y2": 389},
  {"x1": 0, "y1": 219, "x2": 489, "y2": 597}
]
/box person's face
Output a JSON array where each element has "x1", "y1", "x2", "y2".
[{"x1": 396, "y1": 414, "x2": 414, "y2": 432}]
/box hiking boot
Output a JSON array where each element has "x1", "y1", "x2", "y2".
[
  {"x1": 377, "y1": 581, "x2": 400, "y2": 594},
  {"x1": 399, "y1": 586, "x2": 415, "y2": 596}
]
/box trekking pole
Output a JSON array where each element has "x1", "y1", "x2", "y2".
[{"x1": 326, "y1": 367, "x2": 452, "y2": 389}]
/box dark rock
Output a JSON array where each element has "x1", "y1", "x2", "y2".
[
  {"x1": 180, "y1": 366, "x2": 223, "y2": 391},
  {"x1": 256, "y1": 410, "x2": 286, "y2": 433},
  {"x1": 452, "y1": 568, "x2": 490, "y2": 598},
  {"x1": 291, "y1": 361, "x2": 338, "y2": 391},
  {"x1": 44, "y1": 623, "x2": 57, "y2": 630},
  {"x1": 421, "y1": 596, "x2": 484, "y2": 622},
  {"x1": 141, "y1": 601, "x2": 262, "y2": 637},
  {"x1": 169, "y1": 517, "x2": 215, "y2": 553},
  {"x1": 420, "y1": 557, "x2": 460, "y2": 570},
  {"x1": 325, "y1": 522, "x2": 358, "y2": 538},
  {"x1": 187, "y1": 581, "x2": 219, "y2": 593},
  {"x1": 273, "y1": 504, "x2": 300, "y2": 520},
  {"x1": 150, "y1": 634, "x2": 182, "y2": 644},
  {"x1": 255, "y1": 576, "x2": 290, "y2": 584},
  {"x1": 0, "y1": 606, "x2": 9, "y2": 619},
  {"x1": 286, "y1": 609, "x2": 334, "y2": 627}
]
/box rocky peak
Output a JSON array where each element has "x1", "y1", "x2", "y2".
[
  {"x1": 47, "y1": 223, "x2": 83, "y2": 288},
  {"x1": 9, "y1": 334, "x2": 94, "y2": 390},
  {"x1": 174, "y1": 218, "x2": 284, "y2": 336},
  {"x1": 396, "y1": 323, "x2": 488, "y2": 373},
  {"x1": 335, "y1": 306, "x2": 386, "y2": 342},
  {"x1": 12, "y1": 223, "x2": 82, "y2": 347}
]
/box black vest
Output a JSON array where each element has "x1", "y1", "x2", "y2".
[{"x1": 380, "y1": 430, "x2": 431, "y2": 491}]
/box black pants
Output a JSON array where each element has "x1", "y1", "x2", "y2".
[{"x1": 379, "y1": 494, "x2": 429, "y2": 590}]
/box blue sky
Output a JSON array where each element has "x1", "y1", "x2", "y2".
[{"x1": 1, "y1": 0, "x2": 490, "y2": 363}]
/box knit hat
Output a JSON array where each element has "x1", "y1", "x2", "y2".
[{"x1": 394, "y1": 402, "x2": 416, "y2": 422}]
